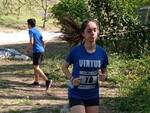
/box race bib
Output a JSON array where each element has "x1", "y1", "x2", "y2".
[
  {"x1": 78, "y1": 75, "x2": 98, "y2": 89},
  {"x1": 80, "y1": 75, "x2": 98, "y2": 84}
]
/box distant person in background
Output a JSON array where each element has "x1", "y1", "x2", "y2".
[
  {"x1": 26, "y1": 18, "x2": 52, "y2": 90},
  {"x1": 62, "y1": 19, "x2": 108, "y2": 113}
]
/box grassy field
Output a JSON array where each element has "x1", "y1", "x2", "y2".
[
  {"x1": 0, "y1": 42, "x2": 119, "y2": 113},
  {"x1": 0, "y1": 41, "x2": 149, "y2": 113}
]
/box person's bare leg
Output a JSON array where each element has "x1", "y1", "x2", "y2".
[
  {"x1": 85, "y1": 106, "x2": 99, "y2": 113},
  {"x1": 34, "y1": 65, "x2": 48, "y2": 81},
  {"x1": 70, "y1": 105, "x2": 86, "y2": 113},
  {"x1": 34, "y1": 66, "x2": 39, "y2": 83},
  {"x1": 34, "y1": 65, "x2": 52, "y2": 90}
]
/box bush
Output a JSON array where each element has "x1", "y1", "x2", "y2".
[
  {"x1": 118, "y1": 75, "x2": 150, "y2": 112},
  {"x1": 89, "y1": 0, "x2": 150, "y2": 55},
  {"x1": 109, "y1": 55, "x2": 150, "y2": 112},
  {"x1": 51, "y1": 0, "x2": 150, "y2": 55},
  {"x1": 51, "y1": 0, "x2": 90, "y2": 32}
]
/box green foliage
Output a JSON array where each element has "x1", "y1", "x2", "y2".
[
  {"x1": 8, "y1": 110, "x2": 21, "y2": 113},
  {"x1": 51, "y1": 0, "x2": 90, "y2": 32},
  {"x1": 43, "y1": 58, "x2": 65, "y2": 82},
  {"x1": 51, "y1": 0, "x2": 150, "y2": 55},
  {"x1": 51, "y1": 108, "x2": 61, "y2": 113},
  {"x1": 108, "y1": 54, "x2": 126, "y2": 84},
  {"x1": 109, "y1": 54, "x2": 150, "y2": 112},
  {"x1": 100, "y1": 29, "x2": 150, "y2": 56},
  {"x1": 0, "y1": 0, "x2": 34, "y2": 16},
  {"x1": 118, "y1": 76, "x2": 150, "y2": 112},
  {"x1": 88, "y1": 0, "x2": 138, "y2": 35},
  {"x1": 89, "y1": 0, "x2": 150, "y2": 55},
  {"x1": 0, "y1": 0, "x2": 55, "y2": 29}
]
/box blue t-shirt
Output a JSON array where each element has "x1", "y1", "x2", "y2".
[
  {"x1": 66, "y1": 44, "x2": 108, "y2": 100},
  {"x1": 28, "y1": 27, "x2": 44, "y2": 53}
]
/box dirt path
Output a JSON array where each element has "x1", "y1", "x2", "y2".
[
  {"x1": 0, "y1": 60, "x2": 119, "y2": 113},
  {"x1": 0, "y1": 73, "x2": 68, "y2": 113},
  {"x1": 0, "y1": 73, "x2": 119, "y2": 113}
]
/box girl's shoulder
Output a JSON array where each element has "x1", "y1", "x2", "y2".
[
  {"x1": 96, "y1": 45, "x2": 106, "y2": 52},
  {"x1": 70, "y1": 44, "x2": 82, "y2": 52},
  {"x1": 96, "y1": 45, "x2": 108, "y2": 56}
]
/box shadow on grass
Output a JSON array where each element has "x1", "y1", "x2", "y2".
[
  {"x1": 0, "y1": 79, "x2": 29, "y2": 88},
  {"x1": 0, "y1": 93, "x2": 67, "y2": 101},
  {"x1": 2, "y1": 97, "x2": 130, "y2": 113},
  {"x1": 0, "y1": 76, "x2": 67, "y2": 101},
  {"x1": 4, "y1": 104, "x2": 65, "y2": 113},
  {"x1": 0, "y1": 63, "x2": 32, "y2": 74}
]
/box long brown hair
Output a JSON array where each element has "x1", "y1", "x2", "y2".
[{"x1": 60, "y1": 16, "x2": 99, "y2": 46}]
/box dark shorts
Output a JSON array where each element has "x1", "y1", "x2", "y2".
[
  {"x1": 69, "y1": 98, "x2": 99, "y2": 108},
  {"x1": 33, "y1": 52, "x2": 44, "y2": 65}
]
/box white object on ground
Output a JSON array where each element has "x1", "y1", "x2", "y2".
[{"x1": 0, "y1": 48, "x2": 30, "y2": 60}]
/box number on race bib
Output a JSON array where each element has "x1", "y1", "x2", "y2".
[{"x1": 80, "y1": 76, "x2": 98, "y2": 84}]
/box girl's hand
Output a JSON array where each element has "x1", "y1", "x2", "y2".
[{"x1": 72, "y1": 78, "x2": 80, "y2": 86}]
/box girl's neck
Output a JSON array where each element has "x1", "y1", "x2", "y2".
[{"x1": 84, "y1": 42, "x2": 96, "y2": 53}]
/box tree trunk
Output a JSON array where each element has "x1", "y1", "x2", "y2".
[{"x1": 43, "y1": 9, "x2": 47, "y2": 28}]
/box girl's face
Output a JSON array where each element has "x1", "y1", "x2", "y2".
[{"x1": 82, "y1": 21, "x2": 99, "y2": 43}]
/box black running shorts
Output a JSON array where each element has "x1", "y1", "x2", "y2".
[
  {"x1": 33, "y1": 52, "x2": 44, "y2": 65},
  {"x1": 69, "y1": 98, "x2": 99, "y2": 108}
]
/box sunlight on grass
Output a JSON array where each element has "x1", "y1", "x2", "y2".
[
  {"x1": 0, "y1": 42, "x2": 149, "y2": 113},
  {"x1": 0, "y1": 98, "x2": 32, "y2": 106},
  {"x1": 14, "y1": 98, "x2": 32, "y2": 105}
]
